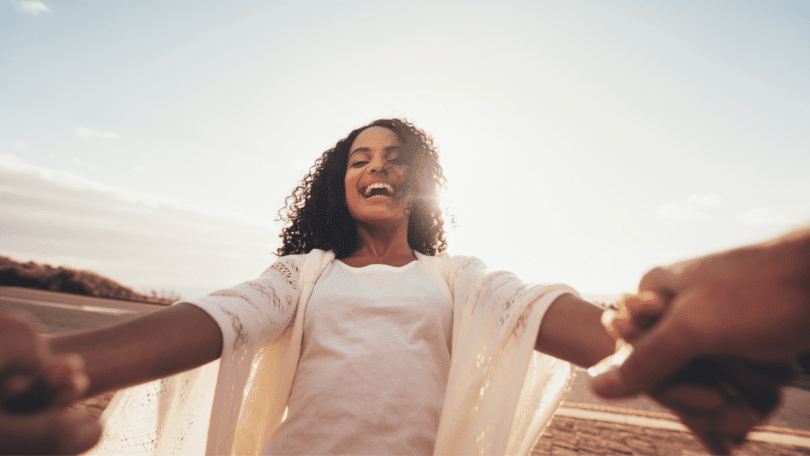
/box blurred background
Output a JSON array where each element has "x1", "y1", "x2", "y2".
[{"x1": 2, "y1": 0, "x2": 808, "y2": 299}]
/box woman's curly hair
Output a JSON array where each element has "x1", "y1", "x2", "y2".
[{"x1": 277, "y1": 119, "x2": 448, "y2": 258}]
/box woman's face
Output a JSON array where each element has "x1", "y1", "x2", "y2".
[{"x1": 345, "y1": 126, "x2": 411, "y2": 227}]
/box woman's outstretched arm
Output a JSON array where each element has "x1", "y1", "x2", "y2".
[
  {"x1": 535, "y1": 294, "x2": 615, "y2": 368},
  {"x1": 49, "y1": 303, "x2": 222, "y2": 398}
]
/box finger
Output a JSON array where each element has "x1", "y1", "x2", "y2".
[
  {"x1": 611, "y1": 292, "x2": 667, "y2": 342},
  {"x1": 592, "y1": 292, "x2": 698, "y2": 398},
  {"x1": 714, "y1": 359, "x2": 785, "y2": 416},
  {"x1": 0, "y1": 374, "x2": 35, "y2": 401},
  {"x1": 700, "y1": 429, "x2": 731, "y2": 456},
  {"x1": 600, "y1": 309, "x2": 620, "y2": 341},
  {"x1": 0, "y1": 315, "x2": 42, "y2": 367},
  {"x1": 677, "y1": 414, "x2": 730, "y2": 456},
  {"x1": 658, "y1": 387, "x2": 754, "y2": 450},
  {"x1": 749, "y1": 361, "x2": 796, "y2": 385},
  {"x1": 600, "y1": 294, "x2": 634, "y2": 340},
  {"x1": 638, "y1": 266, "x2": 681, "y2": 295},
  {"x1": 0, "y1": 318, "x2": 48, "y2": 406},
  {"x1": 656, "y1": 383, "x2": 725, "y2": 415},
  {"x1": 43, "y1": 355, "x2": 89, "y2": 407},
  {"x1": 604, "y1": 304, "x2": 639, "y2": 342},
  {"x1": 626, "y1": 291, "x2": 667, "y2": 331},
  {"x1": 0, "y1": 409, "x2": 102, "y2": 455},
  {"x1": 653, "y1": 382, "x2": 736, "y2": 452},
  {"x1": 5, "y1": 357, "x2": 89, "y2": 413},
  {"x1": 718, "y1": 404, "x2": 759, "y2": 446}
]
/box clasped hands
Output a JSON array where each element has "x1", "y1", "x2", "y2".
[
  {"x1": 591, "y1": 238, "x2": 809, "y2": 455},
  {"x1": 594, "y1": 292, "x2": 794, "y2": 455},
  {"x1": 0, "y1": 315, "x2": 101, "y2": 455}
]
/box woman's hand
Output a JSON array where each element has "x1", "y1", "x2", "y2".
[
  {"x1": 0, "y1": 315, "x2": 89, "y2": 411},
  {"x1": 0, "y1": 314, "x2": 101, "y2": 454}
]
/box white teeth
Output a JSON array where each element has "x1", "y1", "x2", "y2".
[{"x1": 363, "y1": 182, "x2": 394, "y2": 197}]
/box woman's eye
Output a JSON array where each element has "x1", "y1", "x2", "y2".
[{"x1": 351, "y1": 161, "x2": 368, "y2": 167}]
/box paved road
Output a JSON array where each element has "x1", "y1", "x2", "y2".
[
  {"x1": 0, "y1": 286, "x2": 166, "y2": 334},
  {"x1": 4, "y1": 286, "x2": 810, "y2": 454}
]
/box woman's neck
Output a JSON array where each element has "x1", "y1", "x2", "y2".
[{"x1": 343, "y1": 221, "x2": 415, "y2": 267}]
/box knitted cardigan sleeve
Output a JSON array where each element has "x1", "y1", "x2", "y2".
[
  {"x1": 188, "y1": 254, "x2": 303, "y2": 356},
  {"x1": 431, "y1": 253, "x2": 577, "y2": 456},
  {"x1": 84, "y1": 254, "x2": 307, "y2": 455}
]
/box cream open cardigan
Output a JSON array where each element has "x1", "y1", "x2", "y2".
[{"x1": 88, "y1": 250, "x2": 576, "y2": 455}]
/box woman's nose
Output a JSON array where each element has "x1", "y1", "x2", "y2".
[{"x1": 369, "y1": 157, "x2": 389, "y2": 174}]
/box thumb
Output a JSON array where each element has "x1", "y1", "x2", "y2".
[
  {"x1": 592, "y1": 306, "x2": 695, "y2": 398},
  {"x1": 638, "y1": 265, "x2": 681, "y2": 296}
]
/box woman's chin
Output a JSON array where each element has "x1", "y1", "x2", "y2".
[
  {"x1": 350, "y1": 198, "x2": 409, "y2": 225},
  {"x1": 352, "y1": 209, "x2": 409, "y2": 228}
]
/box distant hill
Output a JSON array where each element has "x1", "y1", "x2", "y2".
[{"x1": 0, "y1": 256, "x2": 177, "y2": 305}]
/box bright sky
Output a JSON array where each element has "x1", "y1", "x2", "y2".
[{"x1": 2, "y1": 0, "x2": 808, "y2": 299}]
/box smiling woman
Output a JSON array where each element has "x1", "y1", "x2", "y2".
[{"x1": 26, "y1": 118, "x2": 624, "y2": 456}]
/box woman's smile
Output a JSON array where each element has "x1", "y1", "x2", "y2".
[{"x1": 361, "y1": 181, "x2": 396, "y2": 198}]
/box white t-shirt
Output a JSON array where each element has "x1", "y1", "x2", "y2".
[{"x1": 264, "y1": 259, "x2": 453, "y2": 455}]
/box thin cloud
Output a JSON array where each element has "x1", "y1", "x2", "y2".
[
  {"x1": 74, "y1": 127, "x2": 118, "y2": 140},
  {"x1": 0, "y1": 153, "x2": 271, "y2": 225},
  {"x1": 72, "y1": 157, "x2": 97, "y2": 171},
  {"x1": 684, "y1": 193, "x2": 723, "y2": 207},
  {"x1": 12, "y1": 1, "x2": 51, "y2": 15},
  {"x1": 0, "y1": 154, "x2": 278, "y2": 295},
  {"x1": 658, "y1": 202, "x2": 710, "y2": 221},
  {"x1": 658, "y1": 194, "x2": 723, "y2": 221},
  {"x1": 12, "y1": 140, "x2": 28, "y2": 151},
  {"x1": 741, "y1": 207, "x2": 799, "y2": 226}
]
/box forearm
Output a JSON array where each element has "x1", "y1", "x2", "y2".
[
  {"x1": 50, "y1": 304, "x2": 222, "y2": 397},
  {"x1": 535, "y1": 294, "x2": 615, "y2": 368}
]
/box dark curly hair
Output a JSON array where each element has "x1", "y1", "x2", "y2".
[{"x1": 276, "y1": 119, "x2": 448, "y2": 258}]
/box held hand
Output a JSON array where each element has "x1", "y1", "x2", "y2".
[
  {"x1": 593, "y1": 240, "x2": 809, "y2": 398},
  {"x1": 0, "y1": 315, "x2": 89, "y2": 412},
  {"x1": 593, "y1": 293, "x2": 794, "y2": 454},
  {"x1": 0, "y1": 314, "x2": 101, "y2": 455}
]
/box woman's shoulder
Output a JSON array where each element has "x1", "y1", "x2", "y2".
[
  {"x1": 265, "y1": 249, "x2": 336, "y2": 278},
  {"x1": 273, "y1": 249, "x2": 333, "y2": 263},
  {"x1": 415, "y1": 251, "x2": 487, "y2": 276},
  {"x1": 261, "y1": 251, "x2": 317, "y2": 277}
]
